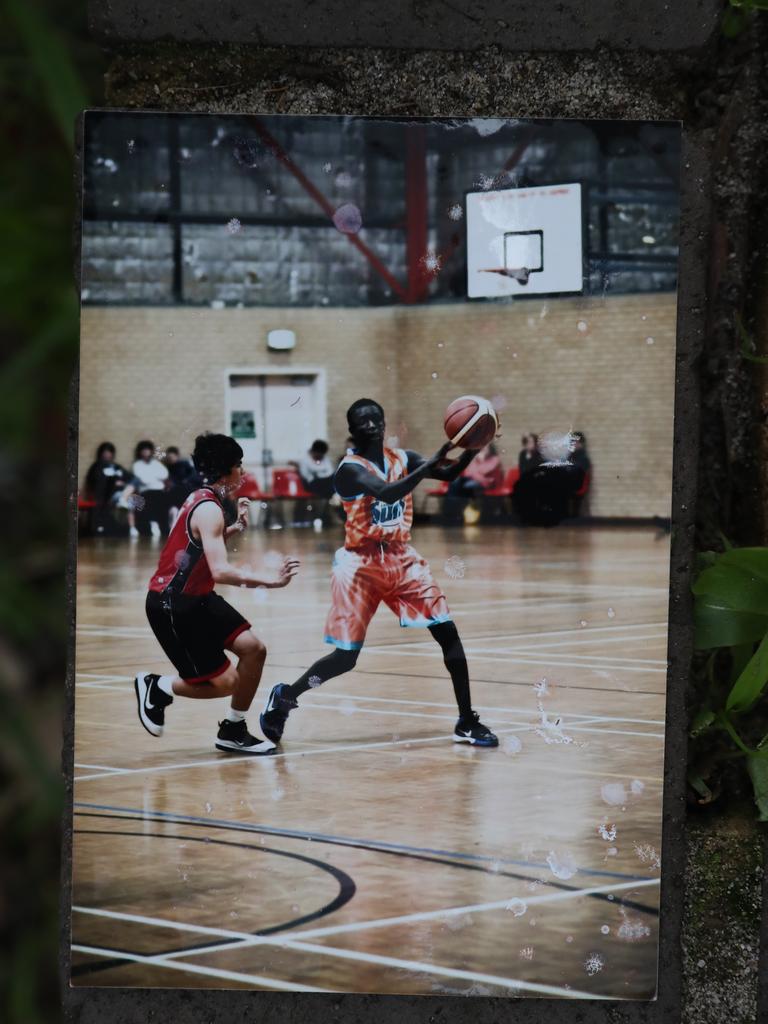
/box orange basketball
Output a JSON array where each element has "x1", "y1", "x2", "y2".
[{"x1": 444, "y1": 395, "x2": 499, "y2": 449}]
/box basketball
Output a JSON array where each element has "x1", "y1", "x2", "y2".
[{"x1": 444, "y1": 395, "x2": 499, "y2": 449}]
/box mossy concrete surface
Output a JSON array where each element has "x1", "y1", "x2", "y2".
[{"x1": 682, "y1": 813, "x2": 763, "y2": 1024}]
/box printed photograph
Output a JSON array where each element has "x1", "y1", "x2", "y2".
[{"x1": 71, "y1": 112, "x2": 680, "y2": 997}]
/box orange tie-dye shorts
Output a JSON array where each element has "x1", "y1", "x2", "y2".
[{"x1": 323, "y1": 542, "x2": 452, "y2": 650}]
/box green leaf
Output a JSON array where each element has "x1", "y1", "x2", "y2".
[
  {"x1": 690, "y1": 707, "x2": 716, "y2": 737},
  {"x1": 730, "y1": 643, "x2": 755, "y2": 685},
  {"x1": 719, "y1": 547, "x2": 768, "y2": 584},
  {"x1": 687, "y1": 770, "x2": 714, "y2": 802},
  {"x1": 746, "y1": 755, "x2": 768, "y2": 821},
  {"x1": 722, "y1": 4, "x2": 751, "y2": 34},
  {"x1": 693, "y1": 599, "x2": 768, "y2": 649},
  {"x1": 693, "y1": 561, "x2": 768, "y2": 614},
  {"x1": 5, "y1": 0, "x2": 88, "y2": 150},
  {"x1": 726, "y1": 630, "x2": 768, "y2": 713}
]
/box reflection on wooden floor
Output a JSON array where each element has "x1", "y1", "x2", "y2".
[{"x1": 71, "y1": 523, "x2": 669, "y2": 999}]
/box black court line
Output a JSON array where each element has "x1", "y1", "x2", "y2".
[
  {"x1": 71, "y1": 826, "x2": 356, "y2": 978},
  {"x1": 74, "y1": 810, "x2": 659, "y2": 916}
]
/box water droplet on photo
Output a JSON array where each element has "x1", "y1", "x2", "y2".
[
  {"x1": 233, "y1": 137, "x2": 262, "y2": 168},
  {"x1": 227, "y1": 217, "x2": 242, "y2": 234},
  {"x1": 577, "y1": 320, "x2": 588, "y2": 333},
  {"x1": 448, "y1": 203, "x2": 463, "y2": 221},
  {"x1": 444, "y1": 556, "x2": 466, "y2": 579},
  {"x1": 601, "y1": 782, "x2": 627, "y2": 806},
  {"x1": 601, "y1": 925, "x2": 610, "y2": 935},
  {"x1": 505, "y1": 898, "x2": 528, "y2": 917},
  {"x1": 546, "y1": 850, "x2": 578, "y2": 880},
  {"x1": 646, "y1": 336, "x2": 655, "y2": 345},
  {"x1": 421, "y1": 251, "x2": 442, "y2": 274},
  {"x1": 607, "y1": 607, "x2": 616, "y2": 618},
  {"x1": 503, "y1": 734, "x2": 522, "y2": 755},
  {"x1": 584, "y1": 953, "x2": 604, "y2": 976},
  {"x1": 332, "y1": 203, "x2": 362, "y2": 234}
]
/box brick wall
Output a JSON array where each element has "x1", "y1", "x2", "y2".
[{"x1": 79, "y1": 292, "x2": 676, "y2": 517}]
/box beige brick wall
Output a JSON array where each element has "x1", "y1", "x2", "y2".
[{"x1": 79, "y1": 292, "x2": 676, "y2": 517}]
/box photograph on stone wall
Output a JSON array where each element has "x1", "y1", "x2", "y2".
[{"x1": 71, "y1": 111, "x2": 679, "y2": 998}]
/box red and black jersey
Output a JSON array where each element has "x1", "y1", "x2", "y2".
[{"x1": 148, "y1": 487, "x2": 224, "y2": 596}]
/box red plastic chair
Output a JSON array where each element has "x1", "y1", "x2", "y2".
[
  {"x1": 237, "y1": 472, "x2": 270, "y2": 501},
  {"x1": 271, "y1": 468, "x2": 313, "y2": 499},
  {"x1": 236, "y1": 473, "x2": 272, "y2": 528},
  {"x1": 574, "y1": 470, "x2": 591, "y2": 498},
  {"x1": 484, "y1": 466, "x2": 520, "y2": 498}
]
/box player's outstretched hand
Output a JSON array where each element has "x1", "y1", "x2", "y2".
[
  {"x1": 427, "y1": 441, "x2": 455, "y2": 466},
  {"x1": 235, "y1": 497, "x2": 251, "y2": 531},
  {"x1": 272, "y1": 557, "x2": 300, "y2": 588}
]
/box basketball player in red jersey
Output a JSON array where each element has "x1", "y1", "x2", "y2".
[
  {"x1": 134, "y1": 433, "x2": 299, "y2": 755},
  {"x1": 260, "y1": 399, "x2": 498, "y2": 747}
]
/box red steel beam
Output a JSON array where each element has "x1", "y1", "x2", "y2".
[
  {"x1": 405, "y1": 124, "x2": 429, "y2": 303},
  {"x1": 250, "y1": 118, "x2": 409, "y2": 301}
]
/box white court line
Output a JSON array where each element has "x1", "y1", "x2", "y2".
[
  {"x1": 292, "y1": 877, "x2": 660, "y2": 939},
  {"x1": 71, "y1": 726, "x2": 522, "y2": 781},
  {"x1": 71, "y1": 943, "x2": 328, "y2": 992},
  {"x1": 506, "y1": 633, "x2": 667, "y2": 654},
  {"x1": 77, "y1": 672, "x2": 136, "y2": 682},
  {"x1": 364, "y1": 647, "x2": 667, "y2": 674},
  {"x1": 397, "y1": 621, "x2": 669, "y2": 646},
  {"x1": 71, "y1": 939, "x2": 603, "y2": 1000},
  {"x1": 74, "y1": 763, "x2": 130, "y2": 774},
  {"x1": 72, "y1": 893, "x2": 653, "y2": 999},
  {"x1": 73, "y1": 678, "x2": 666, "y2": 728},
  {"x1": 470, "y1": 648, "x2": 666, "y2": 666},
  {"x1": 320, "y1": 693, "x2": 666, "y2": 726},
  {"x1": 73, "y1": 714, "x2": 663, "y2": 783}
]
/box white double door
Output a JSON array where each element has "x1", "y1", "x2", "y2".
[{"x1": 227, "y1": 371, "x2": 326, "y2": 489}]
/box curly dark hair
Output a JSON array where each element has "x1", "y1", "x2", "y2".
[{"x1": 192, "y1": 433, "x2": 244, "y2": 483}]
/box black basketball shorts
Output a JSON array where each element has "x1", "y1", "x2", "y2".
[{"x1": 145, "y1": 590, "x2": 251, "y2": 683}]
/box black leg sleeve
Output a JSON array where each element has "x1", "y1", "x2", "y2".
[
  {"x1": 428, "y1": 620, "x2": 473, "y2": 719},
  {"x1": 286, "y1": 647, "x2": 360, "y2": 701}
]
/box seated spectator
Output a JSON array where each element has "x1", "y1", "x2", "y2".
[
  {"x1": 569, "y1": 431, "x2": 592, "y2": 516},
  {"x1": 132, "y1": 440, "x2": 169, "y2": 538},
  {"x1": 287, "y1": 439, "x2": 336, "y2": 528},
  {"x1": 513, "y1": 461, "x2": 586, "y2": 528},
  {"x1": 569, "y1": 431, "x2": 591, "y2": 473},
  {"x1": 84, "y1": 442, "x2": 134, "y2": 535},
  {"x1": 518, "y1": 433, "x2": 543, "y2": 475},
  {"x1": 444, "y1": 443, "x2": 504, "y2": 525},
  {"x1": 164, "y1": 446, "x2": 202, "y2": 527},
  {"x1": 291, "y1": 440, "x2": 336, "y2": 499}
]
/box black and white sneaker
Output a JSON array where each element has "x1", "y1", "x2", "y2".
[
  {"x1": 453, "y1": 711, "x2": 499, "y2": 747},
  {"x1": 215, "y1": 719, "x2": 276, "y2": 755},
  {"x1": 134, "y1": 672, "x2": 173, "y2": 737},
  {"x1": 260, "y1": 683, "x2": 298, "y2": 744}
]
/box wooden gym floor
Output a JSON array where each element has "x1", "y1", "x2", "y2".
[{"x1": 71, "y1": 522, "x2": 669, "y2": 999}]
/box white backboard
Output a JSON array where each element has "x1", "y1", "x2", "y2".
[{"x1": 466, "y1": 183, "x2": 583, "y2": 297}]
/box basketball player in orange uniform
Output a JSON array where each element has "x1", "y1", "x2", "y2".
[
  {"x1": 260, "y1": 399, "x2": 498, "y2": 747},
  {"x1": 134, "y1": 433, "x2": 299, "y2": 755}
]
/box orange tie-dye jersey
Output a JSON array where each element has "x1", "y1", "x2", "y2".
[{"x1": 336, "y1": 447, "x2": 413, "y2": 549}]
